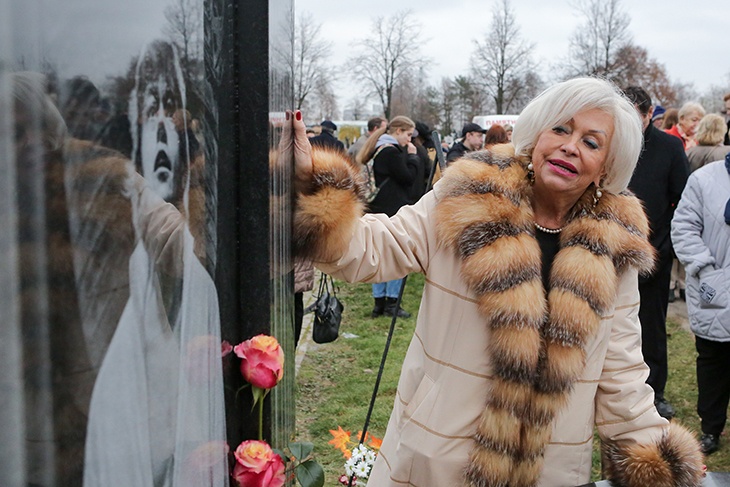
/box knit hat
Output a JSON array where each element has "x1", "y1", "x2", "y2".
[{"x1": 652, "y1": 105, "x2": 666, "y2": 122}]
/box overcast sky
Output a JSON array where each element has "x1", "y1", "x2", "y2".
[{"x1": 296, "y1": 0, "x2": 730, "y2": 109}]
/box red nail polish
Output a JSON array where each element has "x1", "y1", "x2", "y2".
[
  {"x1": 286, "y1": 111, "x2": 290, "y2": 120},
  {"x1": 295, "y1": 111, "x2": 302, "y2": 121}
]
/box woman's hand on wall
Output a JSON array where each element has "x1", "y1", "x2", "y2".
[{"x1": 281, "y1": 110, "x2": 313, "y2": 193}]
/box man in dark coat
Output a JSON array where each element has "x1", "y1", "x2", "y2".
[
  {"x1": 309, "y1": 120, "x2": 345, "y2": 153},
  {"x1": 446, "y1": 122, "x2": 486, "y2": 164},
  {"x1": 624, "y1": 86, "x2": 690, "y2": 420}
]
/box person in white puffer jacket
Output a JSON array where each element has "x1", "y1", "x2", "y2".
[{"x1": 671, "y1": 153, "x2": 730, "y2": 455}]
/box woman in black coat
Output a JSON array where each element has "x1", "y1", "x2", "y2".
[{"x1": 356, "y1": 115, "x2": 419, "y2": 317}]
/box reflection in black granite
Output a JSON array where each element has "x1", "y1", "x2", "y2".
[
  {"x1": 268, "y1": 0, "x2": 296, "y2": 452},
  {"x1": 0, "y1": 0, "x2": 235, "y2": 484}
]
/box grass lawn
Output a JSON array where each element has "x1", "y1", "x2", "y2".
[
  {"x1": 295, "y1": 272, "x2": 730, "y2": 484},
  {"x1": 665, "y1": 318, "x2": 730, "y2": 473}
]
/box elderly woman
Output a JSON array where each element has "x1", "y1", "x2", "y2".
[
  {"x1": 666, "y1": 102, "x2": 706, "y2": 150},
  {"x1": 291, "y1": 78, "x2": 703, "y2": 487},
  {"x1": 672, "y1": 153, "x2": 730, "y2": 456},
  {"x1": 686, "y1": 114, "x2": 730, "y2": 172}
]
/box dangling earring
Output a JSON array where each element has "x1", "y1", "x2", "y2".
[
  {"x1": 527, "y1": 162, "x2": 535, "y2": 185},
  {"x1": 592, "y1": 184, "x2": 603, "y2": 208}
]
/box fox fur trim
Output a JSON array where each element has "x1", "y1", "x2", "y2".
[
  {"x1": 293, "y1": 147, "x2": 366, "y2": 263},
  {"x1": 435, "y1": 148, "x2": 659, "y2": 487},
  {"x1": 603, "y1": 422, "x2": 704, "y2": 487}
]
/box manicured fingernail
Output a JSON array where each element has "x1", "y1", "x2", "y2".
[
  {"x1": 295, "y1": 111, "x2": 302, "y2": 121},
  {"x1": 286, "y1": 111, "x2": 290, "y2": 120}
]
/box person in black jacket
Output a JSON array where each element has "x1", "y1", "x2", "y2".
[
  {"x1": 446, "y1": 122, "x2": 485, "y2": 164},
  {"x1": 356, "y1": 115, "x2": 419, "y2": 318},
  {"x1": 624, "y1": 86, "x2": 690, "y2": 420},
  {"x1": 309, "y1": 120, "x2": 345, "y2": 153}
]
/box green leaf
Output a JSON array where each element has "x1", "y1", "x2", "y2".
[
  {"x1": 295, "y1": 460, "x2": 324, "y2": 487},
  {"x1": 251, "y1": 387, "x2": 266, "y2": 412},
  {"x1": 288, "y1": 441, "x2": 314, "y2": 461}
]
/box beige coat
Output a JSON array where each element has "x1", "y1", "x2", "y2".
[{"x1": 294, "y1": 147, "x2": 703, "y2": 487}]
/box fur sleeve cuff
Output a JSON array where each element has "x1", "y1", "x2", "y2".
[
  {"x1": 293, "y1": 148, "x2": 365, "y2": 262},
  {"x1": 603, "y1": 423, "x2": 704, "y2": 487}
]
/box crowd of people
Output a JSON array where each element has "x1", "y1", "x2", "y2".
[
  {"x1": 294, "y1": 80, "x2": 730, "y2": 485},
  {"x1": 622, "y1": 91, "x2": 730, "y2": 457}
]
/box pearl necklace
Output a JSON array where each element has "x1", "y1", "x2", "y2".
[{"x1": 535, "y1": 223, "x2": 563, "y2": 234}]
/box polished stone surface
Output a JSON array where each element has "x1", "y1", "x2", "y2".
[{"x1": 578, "y1": 472, "x2": 730, "y2": 486}]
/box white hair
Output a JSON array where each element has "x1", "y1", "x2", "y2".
[
  {"x1": 678, "y1": 101, "x2": 705, "y2": 120},
  {"x1": 512, "y1": 77, "x2": 643, "y2": 194}
]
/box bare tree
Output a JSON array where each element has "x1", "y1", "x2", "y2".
[
  {"x1": 562, "y1": 0, "x2": 685, "y2": 107},
  {"x1": 673, "y1": 82, "x2": 700, "y2": 108},
  {"x1": 399, "y1": 67, "x2": 445, "y2": 128},
  {"x1": 163, "y1": 0, "x2": 203, "y2": 78},
  {"x1": 505, "y1": 70, "x2": 544, "y2": 113},
  {"x1": 698, "y1": 73, "x2": 730, "y2": 114},
  {"x1": 470, "y1": 0, "x2": 540, "y2": 114},
  {"x1": 565, "y1": 0, "x2": 631, "y2": 78},
  {"x1": 311, "y1": 76, "x2": 338, "y2": 121},
  {"x1": 390, "y1": 67, "x2": 433, "y2": 119},
  {"x1": 610, "y1": 44, "x2": 678, "y2": 106},
  {"x1": 347, "y1": 97, "x2": 369, "y2": 121},
  {"x1": 348, "y1": 10, "x2": 428, "y2": 119},
  {"x1": 291, "y1": 12, "x2": 335, "y2": 111}
]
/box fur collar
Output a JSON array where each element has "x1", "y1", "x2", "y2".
[{"x1": 435, "y1": 147, "x2": 655, "y2": 486}]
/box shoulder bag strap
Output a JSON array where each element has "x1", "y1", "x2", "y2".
[{"x1": 370, "y1": 144, "x2": 393, "y2": 191}]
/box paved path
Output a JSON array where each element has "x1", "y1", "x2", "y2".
[{"x1": 295, "y1": 289, "x2": 316, "y2": 375}]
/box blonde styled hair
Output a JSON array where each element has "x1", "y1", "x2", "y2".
[
  {"x1": 356, "y1": 115, "x2": 414, "y2": 164},
  {"x1": 695, "y1": 114, "x2": 727, "y2": 146},
  {"x1": 512, "y1": 77, "x2": 642, "y2": 194}
]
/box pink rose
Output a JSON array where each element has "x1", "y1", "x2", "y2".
[
  {"x1": 233, "y1": 335, "x2": 284, "y2": 390},
  {"x1": 232, "y1": 440, "x2": 286, "y2": 487}
]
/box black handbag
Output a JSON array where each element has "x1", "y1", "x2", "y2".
[{"x1": 312, "y1": 273, "x2": 343, "y2": 344}]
